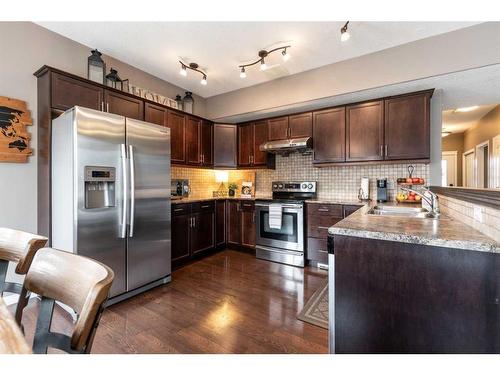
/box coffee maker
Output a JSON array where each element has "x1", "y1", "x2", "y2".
[{"x1": 377, "y1": 178, "x2": 388, "y2": 203}]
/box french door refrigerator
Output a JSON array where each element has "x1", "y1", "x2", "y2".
[{"x1": 51, "y1": 106, "x2": 171, "y2": 303}]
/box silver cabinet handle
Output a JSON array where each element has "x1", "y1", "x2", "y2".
[
  {"x1": 106, "y1": 102, "x2": 110, "y2": 112},
  {"x1": 101, "y1": 102, "x2": 104, "y2": 112},
  {"x1": 192, "y1": 217, "x2": 196, "y2": 228},
  {"x1": 318, "y1": 208, "x2": 330, "y2": 212},
  {"x1": 201, "y1": 205, "x2": 210, "y2": 208},
  {"x1": 173, "y1": 208, "x2": 183, "y2": 212},
  {"x1": 380, "y1": 145, "x2": 383, "y2": 157},
  {"x1": 119, "y1": 144, "x2": 128, "y2": 239},
  {"x1": 318, "y1": 226, "x2": 330, "y2": 229},
  {"x1": 128, "y1": 145, "x2": 136, "y2": 237},
  {"x1": 385, "y1": 144, "x2": 388, "y2": 156}
]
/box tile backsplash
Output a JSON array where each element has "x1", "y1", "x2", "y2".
[{"x1": 254, "y1": 154, "x2": 429, "y2": 201}]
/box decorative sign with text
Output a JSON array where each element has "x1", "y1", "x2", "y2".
[{"x1": 0, "y1": 96, "x2": 33, "y2": 163}]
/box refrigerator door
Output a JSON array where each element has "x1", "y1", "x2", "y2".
[
  {"x1": 126, "y1": 118, "x2": 171, "y2": 290},
  {"x1": 75, "y1": 107, "x2": 127, "y2": 297}
]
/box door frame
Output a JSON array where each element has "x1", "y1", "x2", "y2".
[
  {"x1": 475, "y1": 140, "x2": 490, "y2": 188},
  {"x1": 493, "y1": 134, "x2": 500, "y2": 189},
  {"x1": 462, "y1": 148, "x2": 476, "y2": 187},
  {"x1": 441, "y1": 151, "x2": 458, "y2": 187}
]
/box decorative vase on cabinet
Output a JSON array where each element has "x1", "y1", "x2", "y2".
[{"x1": 183, "y1": 91, "x2": 194, "y2": 114}]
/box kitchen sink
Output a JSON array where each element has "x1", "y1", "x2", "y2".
[{"x1": 367, "y1": 205, "x2": 437, "y2": 219}]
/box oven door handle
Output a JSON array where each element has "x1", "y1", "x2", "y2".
[{"x1": 255, "y1": 203, "x2": 302, "y2": 209}]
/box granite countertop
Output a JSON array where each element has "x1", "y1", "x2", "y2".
[
  {"x1": 171, "y1": 196, "x2": 271, "y2": 204},
  {"x1": 328, "y1": 202, "x2": 500, "y2": 253},
  {"x1": 305, "y1": 199, "x2": 366, "y2": 205},
  {"x1": 172, "y1": 197, "x2": 366, "y2": 205}
]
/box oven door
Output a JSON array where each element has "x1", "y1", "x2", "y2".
[{"x1": 255, "y1": 202, "x2": 304, "y2": 252}]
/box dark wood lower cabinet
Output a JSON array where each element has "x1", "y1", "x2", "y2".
[
  {"x1": 240, "y1": 202, "x2": 256, "y2": 248},
  {"x1": 215, "y1": 200, "x2": 226, "y2": 247},
  {"x1": 227, "y1": 200, "x2": 242, "y2": 246},
  {"x1": 171, "y1": 204, "x2": 191, "y2": 264},
  {"x1": 190, "y1": 211, "x2": 214, "y2": 254},
  {"x1": 227, "y1": 200, "x2": 255, "y2": 250}
]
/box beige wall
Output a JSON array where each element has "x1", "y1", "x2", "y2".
[
  {"x1": 206, "y1": 22, "x2": 500, "y2": 121},
  {"x1": 442, "y1": 132, "x2": 464, "y2": 185},
  {"x1": 464, "y1": 105, "x2": 500, "y2": 152}
]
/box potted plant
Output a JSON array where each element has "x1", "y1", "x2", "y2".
[{"x1": 228, "y1": 182, "x2": 238, "y2": 197}]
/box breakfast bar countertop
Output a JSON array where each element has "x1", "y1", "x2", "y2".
[{"x1": 328, "y1": 202, "x2": 500, "y2": 253}]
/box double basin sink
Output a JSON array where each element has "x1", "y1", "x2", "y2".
[{"x1": 367, "y1": 205, "x2": 438, "y2": 219}]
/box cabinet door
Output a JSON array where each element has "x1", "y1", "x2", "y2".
[
  {"x1": 289, "y1": 112, "x2": 312, "y2": 139},
  {"x1": 343, "y1": 205, "x2": 363, "y2": 218},
  {"x1": 145, "y1": 102, "x2": 167, "y2": 126},
  {"x1": 313, "y1": 107, "x2": 346, "y2": 164},
  {"x1": 186, "y1": 116, "x2": 201, "y2": 165},
  {"x1": 240, "y1": 204, "x2": 256, "y2": 248},
  {"x1": 253, "y1": 120, "x2": 268, "y2": 166},
  {"x1": 168, "y1": 110, "x2": 186, "y2": 163},
  {"x1": 171, "y1": 213, "x2": 191, "y2": 263},
  {"x1": 104, "y1": 90, "x2": 144, "y2": 120},
  {"x1": 238, "y1": 123, "x2": 253, "y2": 167},
  {"x1": 214, "y1": 124, "x2": 237, "y2": 168},
  {"x1": 51, "y1": 72, "x2": 103, "y2": 111},
  {"x1": 200, "y1": 120, "x2": 213, "y2": 166},
  {"x1": 384, "y1": 92, "x2": 431, "y2": 160},
  {"x1": 190, "y1": 212, "x2": 214, "y2": 255},
  {"x1": 226, "y1": 200, "x2": 241, "y2": 245},
  {"x1": 346, "y1": 101, "x2": 384, "y2": 162},
  {"x1": 268, "y1": 117, "x2": 289, "y2": 141},
  {"x1": 215, "y1": 200, "x2": 226, "y2": 247}
]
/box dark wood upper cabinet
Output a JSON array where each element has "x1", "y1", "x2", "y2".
[
  {"x1": 384, "y1": 92, "x2": 431, "y2": 160},
  {"x1": 313, "y1": 107, "x2": 346, "y2": 164},
  {"x1": 214, "y1": 124, "x2": 237, "y2": 168},
  {"x1": 238, "y1": 123, "x2": 253, "y2": 166},
  {"x1": 252, "y1": 120, "x2": 268, "y2": 166},
  {"x1": 227, "y1": 200, "x2": 241, "y2": 246},
  {"x1": 144, "y1": 102, "x2": 167, "y2": 126},
  {"x1": 289, "y1": 112, "x2": 312, "y2": 139},
  {"x1": 268, "y1": 116, "x2": 289, "y2": 141},
  {"x1": 51, "y1": 72, "x2": 103, "y2": 111},
  {"x1": 186, "y1": 116, "x2": 201, "y2": 165},
  {"x1": 346, "y1": 101, "x2": 384, "y2": 162},
  {"x1": 104, "y1": 90, "x2": 144, "y2": 120},
  {"x1": 168, "y1": 110, "x2": 186, "y2": 164},
  {"x1": 200, "y1": 120, "x2": 213, "y2": 167}
]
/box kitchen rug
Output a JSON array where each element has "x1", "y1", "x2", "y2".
[{"x1": 297, "y1": 280, "x2": 329, "y2": 329}]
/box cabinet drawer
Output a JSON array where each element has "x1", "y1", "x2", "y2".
[
  {"x1": 172, "y1": 203, "x2": 191, "y2": 216},
  {"x1": 308, "y1": 216, "x2": 342, "y2": 238},
  {"x1": 307, "y1": 237, "x2": 328, "y2": 263},
  {"x1": 192, "y1": 200, "x2": 215, "y2": 213},
  {"x1": 307, "y1": 203, "x2": 343, "y2": 218},
  {"x1": 239, "y1": 200, "x2": 255, "y2": 211}
]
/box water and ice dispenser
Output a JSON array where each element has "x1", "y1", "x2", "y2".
[{"x1": 84, "y1": 166, "x2": 116, "y2": 209}]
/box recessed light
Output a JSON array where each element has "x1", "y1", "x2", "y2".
[{"x1": 454, "y1": 106, "x2": 479, "y2": 113}]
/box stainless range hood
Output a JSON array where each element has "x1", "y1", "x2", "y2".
[{"x1": 259, "y1": 137, "x2": 312, "y2": 155}]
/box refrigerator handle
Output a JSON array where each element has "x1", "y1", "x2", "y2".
[
  {"x1": 120, "y1": 144, "x2": 128, "y2": 239},
  {"x1": 129, "y1": 145, "x2": 136, "y2": 238}
]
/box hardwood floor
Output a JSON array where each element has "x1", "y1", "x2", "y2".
[{"x1": 15, "y1": 249, "x2": 329, "y2": 353}]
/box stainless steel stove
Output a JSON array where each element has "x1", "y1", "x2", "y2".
[{"x1": 255, "y1": 181, "x2": 317, "y2": 267}]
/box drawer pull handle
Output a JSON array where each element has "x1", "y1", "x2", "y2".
[
  {"x1": 318, "y1": 226, "x2": 330, "y2": 229},
  {"x1": 173, "y1": 208, "x2": 184, "y2": 212},
  {"x1": 317, "y1": 208, "x2": 329, "y2": 212},
  {"x1": 201, "y1": 205, "x2": 211, "y2": 208}
]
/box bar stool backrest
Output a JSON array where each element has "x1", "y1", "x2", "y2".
[{"x1": 0, "y1": 227, "x2": 48, "y2": 274}]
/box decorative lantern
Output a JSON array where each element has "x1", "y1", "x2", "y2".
[
  {"x1": 175, "y1": 95, "x2": 183, "y2": 111},
  {"x1": 106, "y1": 68, "x2": 123, "y2": 90},
  {"x1": 87, "y1": 49, "x2": 106, "y2": 84},
  {"x1": 183, "y1": 91, "x2": 194, "y2": 114}
]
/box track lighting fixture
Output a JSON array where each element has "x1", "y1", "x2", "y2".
[
  {"x1": 238, "y1": 45, "x2": 291, "y2": 79},
  {"x1": 178, "y1": 61, "x2": 208, "y2": 86},
  {"x1": 340, "y1": 21, "x2": 350, "y2": 42}
]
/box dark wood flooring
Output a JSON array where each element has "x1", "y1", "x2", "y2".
[{"x1": 15, "y1": 249, "x2": 329, "y2": 353}]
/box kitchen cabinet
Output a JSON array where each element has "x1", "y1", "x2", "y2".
[
  {"x1": 186, "y1": 116, "x2": 201, "y2": 165},
  {"x1": 312, "y1": 107, "x2": 346, "y2": 164},
  {"x1": 289, "y1": 112, "x2": 312, "y2": 139},
  {"x1": 268, "y1": 116, "x2": 289, "y2": 141},
  {"x1": 226, "y1": 200, "x2": 255, "y2": 249},
  {"x1": 171, "y1": 204, "x2": 191, "y2": 264},
  {"x1": 200, "y1": 120, "x2": 214, "y2": 167},
  {"x1": 145, "y1": 102, "x2": 167, "y2": 126},
  {"x1": 214, "y1": 124, "x2": 238, "y2": 168},
  {"x1": 227, "y1": 200, "x2": 242, "y2": 246},
  {"x1": 238, "y1": 123, "x2": 253, "y2": 167},
  {"x1": 215, "y1": 200, "x2": 226, "y2": 247},
  {"x1": 51, "y1": 72, "x2": 103, "y2": 111},
  {"x1": 252, "y1": 120, "x2": 268, "y2": 166},
  {"x1": 346, "y1": 101, "x2": 384, "y2": 162},
  {"x1": 238, "y1": 122, "x2": 270, "y2": 167},
  {"x1": 384, "y1": 91, "x2": 431, "y2": 160},
  {"x1": 240, "y1": 201, "x2": 256, "y2": 247},
  {"x1": 168, "y1": 110, "x2": 186, "y2": 164},
  {"x1": 104, "y1": 89, "x2": 144, "y2": 120}
]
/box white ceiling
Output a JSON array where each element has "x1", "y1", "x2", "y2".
[
  {"x1": 38, "y1": 22, "x2": 479, "y2": 98},
  {"x1": 442, "y1": 104, "x2": 498, "y2": 134}
]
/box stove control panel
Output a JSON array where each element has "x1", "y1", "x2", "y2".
[{"x1": 272, "y1": 181, "x2": 316, "y2": 193}]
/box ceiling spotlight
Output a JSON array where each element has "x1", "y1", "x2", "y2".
[
  {"x1": 340, "y1": 21, "x2": 350, "y2": 42},
  {"x1": 260, "y1": 59, "x2": 267, "y2": 71},
  {"x1": 240, "y1": 67, "x2": 247, "y2": 79},
  {"x1": 178, "y1": 61, "x2": 207, "y2": 86},
  {"x1": 282, "y1": 48, "x2": 291, "y2": 62},
  {"x1": 454, "y1": 106, "x2": 479, "y2": 113}
]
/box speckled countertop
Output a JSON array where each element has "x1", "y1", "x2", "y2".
[
  {"x1": 328, "y1": 202, "x2": 500, "y2": 253},
  {"x1": 171, "y1": 196, "x2": 271, "y2": 204}
]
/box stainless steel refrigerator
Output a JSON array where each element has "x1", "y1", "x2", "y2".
[{"x1": 51, "y1": 106, "x2": 171, "y2": 303}]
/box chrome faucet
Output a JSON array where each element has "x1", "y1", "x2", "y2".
[{"x1": 401, "y1": 186, "x2": 440, "y2": 217}]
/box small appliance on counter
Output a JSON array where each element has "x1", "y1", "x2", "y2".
[
  {"x1": 376, "y1": 178, "x2": 388, "y2": 203},
  {"x1": 171, "y1": 179, "x2": 190, "y2": 200},
  {"x1": 357, "y1": 176, "x2": 370, "y2": 201}
]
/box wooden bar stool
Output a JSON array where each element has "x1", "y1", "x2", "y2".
[
  {"x1": 15, "y1": 248, "x2": 114, "y2": 354},
  {"x1": 0, "y1": 227, "x2": 48, "y2": 296}
]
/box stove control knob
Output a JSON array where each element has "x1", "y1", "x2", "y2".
[
  {"x1": 308, "y1": 183, "x2": 313, "y2": 189},
  {"x1": 302, "y1": 183, "x2": 307, "y2": 189},
  {"x1": 278, "y1": 184, "x2": 283, "y2": 189}
]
